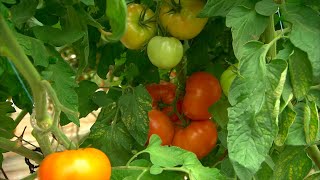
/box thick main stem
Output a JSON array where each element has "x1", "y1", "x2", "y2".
[
  {"x1": 0, "y1": 15, "x2": 53, "y2": 155},
  {"x1": 306, "y1": 145, "x2": 320, "y2": 169},
  {"x1": 0, "y1": 16, "x2": 47, "y2": 122},
  {"x1": 265, "y1": 15, "x2": 277, "y2": 60},
  {"x1": 0, "y1": 137, "x2": 43, "y2": 164}
]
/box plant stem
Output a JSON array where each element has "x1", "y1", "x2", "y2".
[
  {"x1": 51, "y1": 126, "x2": 77, "y2": 150},
  {"x1": 0, "y1": 15, "x2": 47, "y2": 123},
  {"x1": 14, "y1": 109, "x2": 28, "y2": 126},
  {"x1": 21, "y1": 172, "x2": 37, "y2": 180},
  {"x1": 126, "y1": 150, "x2": 145, "y2": 166},
  {"x1": 0, "y1": 137, "x2": 43, "y2": 164},
  {"x1": 265, "y1": 15, "x2": 277, "y2": 60},
  {"x1": 31, "y1": 130, "x2": 53, "y2": 156},
  {"x1": 0, "y1": 14, "x2": 54, "y2": 156},
  {"x1": 306, "y1": 145, "x2": 320, "y2": 169}
]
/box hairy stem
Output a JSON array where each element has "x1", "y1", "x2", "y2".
[
  {"x1": 0, "y1": 137, "x2": 43, "y2": 164},
  {"x1": 31, "y1": 130, "x2": 53, "y2": 156},
  {"x1": 0, "y1": 15, "x2": 54, "y2": 155},
  {"x1": 0, "y1": 15, "x2": 47, "y2": 123}
]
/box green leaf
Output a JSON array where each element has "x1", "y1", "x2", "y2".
[
  {"x1": 118, "y1": 85, "x2": 152, "y2": 146},
  {"x1": 97, "y1": 43, "x2": 124, "y2": 79},
  {"x1": 125, "y1": 50, "x2": 159, "y2": 85},
  {"x1": 255, "y1": 161, "x2": 273, "y2": 180},
  {"x1": 42, "y1": 52, "x2": 79, "y2": 126},
  {"x1": 10, "y1": 0, "x2": 37, "y2": 27},
  {"x1": 288, "y1": 48, "x2": 313, "y2": 100},
  {"x1": 209, "y1": 96, "x2": 230, "y2": 129},
  {"x1": 80, "y1": 0, "x2": 94, "y2": 6},
  {"x1": 280, "y1": 73, "x2": 293, "y2": 113},
  {"x1": 305, "y1": 171, "x2": 320, "y2": 180},
  {"x1": 15, "y1": 33, "x2": 49, "y2": 67},
  {"x1": 226, "y1": 6, "x2": 269, "y2": 59},
  {"x1": 220, "y1": 158, "x2": 236, "y2": 178},
  {"x1": 105, "y1": 0, "x2": 127, "y2": 42},
  {"x1": 273, "y1": 146, "x2": 312, "y2": 180},
  {"x1": 308, "y1": 86, "x2": 320, "y2": 108},
  {"x1": 33, "y1": 26, "x2": 85, "y2": 47},
  {"x1": 82, "y1": 104, "x2": 135, "y2": 166},
  {"x1": 1, "y1": 0, "x2": 16, "y2": 4},
  {"x1": 255, "y1": 0, "x2": 279, "y2": 16},
  {"x1": 198, "y1": 0, "x2": 253, "y2": 17},
  {"x1": 305, "y1": 101, "x2": 319, "y2": 144},
  {"x1": 92, "y1": 91, "x2": 115, "y2": 107},
  {"x1": 275, "y1": 106, "x2": 296, "y2": 146},
  {"x1": 59, "y1": 6, "x2": 89, "y2": 75},
  {"x1": 146, "y1": 135, "x2": 224, "y2": 180},
  {"x1": 283, "y1": 3, "x2": 320, "y2": 84},
  {"x1": 227, "y1": 42, "x2": 287, "y2": 179},
  {"x1": 0, "y1": 101, "x2": 16, "y2": 139},
  {"x1": 76, "y1": 80, "x2": 99, "y2": 118},
  {"x1": 111, "y1": 159, "x2": 185, "y2": 180},
  {"x1": 286, "y1": 102, "x2": 307, "y2": 145}
]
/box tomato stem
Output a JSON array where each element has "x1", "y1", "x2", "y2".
[
  {"x1": 264, "y1": 14, "x2": 277, "y2": 61},
  {"x1": 14, "y1": 109, "x2": 28, "y2": 127},
  {"x1": 0, "y1": 137, "x2": 43, "y2": 164}
]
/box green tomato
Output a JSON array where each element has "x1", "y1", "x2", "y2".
[
  {"x1": 220, "y1": 64, "x2": 238, "y2": 97},
  {"x1": 147, "y1": 36, "x2": 183, "y2": 69}
]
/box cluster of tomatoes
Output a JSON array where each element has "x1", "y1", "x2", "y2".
[
  {"x1": 121, "y1": 0, "x2": 208, "y2": 69},
  {"x1": 147, "y1": 72, "x2": 221, "y2": 159}
]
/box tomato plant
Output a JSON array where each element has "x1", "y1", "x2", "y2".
[
  {"x1": 147, "y1": 36, "x2": 183, "y2": 69},
  {"x1": 182, "y1": 72, "x2": 222, "y2": 120},
  {"x1": 159, "y1": 0, "x2": 208, "y2": 40},
  {"x1": 38, "y1": 148, "x2": 111, "y2": 180},
  {"x1": 148, "y1": 110, "x2": 175, "y2": 145},
  {"x1": 172, "y1": 120, "x2": 218, "y2": 159},
  {"x1": 0, "y1": 0, "x2": 320, "y2": 179},
  {"x1": 120, "y1": 3, "x2": 156, "y2": 50},
  {"x1": 220, "y1": 63, "x2": 238, "y2": 97}
]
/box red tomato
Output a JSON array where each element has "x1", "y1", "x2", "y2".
[
  {"x1": 172, "y1": 120, "x2": 218, "y2": 159},
  {"x1": 182, "y1": 72, "x2": 221, "y2": 120},
  {"x1": 146, "y1": 82, "x2": 176, "y2": 108},
  {"x1": 148, "y1": 110, "x2": 175, "y2": 145},
  {"x1": 38, "y1": 148, "x2": 111, "y2": 180}
]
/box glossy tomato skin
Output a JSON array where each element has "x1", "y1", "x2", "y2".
[
  {"x1": 220, "y1": 64, "x2": 238, "y2": 97},
  {"x1": 147, "y1": 36, "x2": 183, "y2": 69},
  {"x1": 38, "y1": 148, "x2": 111, "y2": 180},
  {"x1": 146, "y1": 82, "x2": 176, "y2": 108},
  {"x1": 160, "y1": 0, "x2": 208, "y2": 40},
  {"x1": 172, "y1": 120, "x2": 218, "y2": 159},
  {"x1": 148, "y1": 110, "x2": 175, "y2": 145},
  {"x1": 182, "y1": 72, "x2": 221, "y2": 120},
  {"x1": 121, "y1": 3, "x2": 156, "y2": 50}
]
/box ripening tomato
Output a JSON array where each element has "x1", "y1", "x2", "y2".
[
  {"x1": 220, "y1": 63, "x2": 238, "y2": 97},
  {"x1": 172, "y1": 120, "x2": 218, "y2": 159},
  {"x1": 146, "y1": 82, "x2": 182, "y2": 122},
  {"x1": 146, "y1": 82, "x2": 176, "y2": 108},
  {"x1": 38, "y1": 148, "x2": 111, "y2": 180},
  {"x1": 182, "y1": 72, "x2": 221, "y2": 120},
  {"x1": 147, "y1": 36, "x2": 183, "y2": 69},
  {"x1": 148, "y1": 110, "x2": 175, "y2": 145},
  {"x1": 159, "y1": 0, "x2": 208, "y2": 40},
  {"x1": 121, "y1": 3, "x2": 156, "y2": 50}
]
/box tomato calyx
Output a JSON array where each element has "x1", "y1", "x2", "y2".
[
  {"x1": 138, "y1": 5, "x2": 156, "y2": 29},
  {"x1": 167, "y1": 0, "x2": 182, "y2": 13}
]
